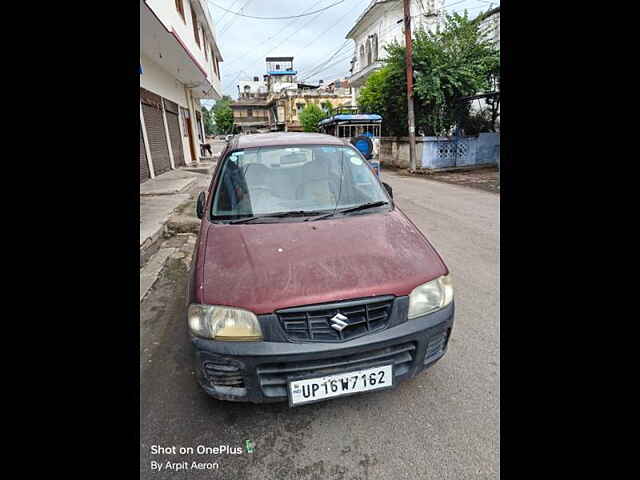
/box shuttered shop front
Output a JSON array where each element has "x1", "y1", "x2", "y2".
[
  {"x1": 163, "y1": 99, "x2": 185, "y2": 167},
  {"x1": 140, "y1": 123, "x2": 150, "y2": 183},
  {"x1": 140, "y1": 88, "x2": 171, "y2": 176}
]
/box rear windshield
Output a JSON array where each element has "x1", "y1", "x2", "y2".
[{"x1": 211, "y1": 145, "x2": 388, "y2": 219}]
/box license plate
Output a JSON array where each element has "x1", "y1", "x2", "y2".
[{"x1": 288, "y1": 364, "x2": 393, "y2": 407}]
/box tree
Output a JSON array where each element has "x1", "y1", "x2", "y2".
[
  {"x1": 299, "y1": 103, "x2": 328, "y2": 132},
  {"x1": 320, "y1": 100, "x2": 333, "y2": 114},
  {"x1": 211, "y1": 95, "x2": 234, "y2": 134},
  {"x1": 202, "y1": 106, "x2": 215, "y2": 136},
  {"x1": 357, "y1": 66, "x2": 406, "y2": 137},
  {"x1": 357, "y1": 11, "x2": 500, "y2": 136}
]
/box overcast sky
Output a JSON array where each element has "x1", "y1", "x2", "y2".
[{"x1": 203, "y1": 0, "x2": 498, "y2": 108}]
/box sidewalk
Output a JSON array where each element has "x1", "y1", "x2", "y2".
[
  {"x1": 140, "y1": 163, "x2": 215, "y2": 267},
  {"x1": 384, "y1": 164, "x2": 500, "y2": 194}
]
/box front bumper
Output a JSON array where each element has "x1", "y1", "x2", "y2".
[{"x1": 191, "y1": 300, "x2": 454, "y2": 403}]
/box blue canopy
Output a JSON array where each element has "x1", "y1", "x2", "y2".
[{"x1": 318, "y1": 114, "x2": 382, "y2": 126}]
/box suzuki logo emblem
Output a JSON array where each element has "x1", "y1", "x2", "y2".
[{"x1": 330, "y1": 313, "x2": 349, "y2": 332}]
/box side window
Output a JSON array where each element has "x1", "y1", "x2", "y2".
[{"x1": 192, "y1": 8, "x2": 200, "y2": 47}]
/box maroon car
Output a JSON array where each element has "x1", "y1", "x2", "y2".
[{"x1": 187, "y1": 132, "x2": 454, "y2": 405}]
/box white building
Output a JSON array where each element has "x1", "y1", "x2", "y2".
[
  {"x1": 478, "y1": 6, "x2": 500, "y2": 50},
  {"x1": 238, "y1": 77, "x2": 268, "y2": 98},
  {"x1": 140, "y1": 0, "x2": 223, "y2": 183},
  {"x1": 469, "y1": 6, "x2": 500, "y2": 129},
  {"x1": 346, "y1": 0, "x2": 444, "y2": 106}
]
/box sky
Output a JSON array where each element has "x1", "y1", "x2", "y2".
[{"x1": 202, "y1": 0, "x2": 498, "y2": 109}]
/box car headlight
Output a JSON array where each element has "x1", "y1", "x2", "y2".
[
  {"x1": 408, "y1": 274, "x2": 454, "y2": 319},
  {"x1": 188, "y1": 304, "x2": 263, "y2": 341}
]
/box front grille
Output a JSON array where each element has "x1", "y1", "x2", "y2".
[
  {"x1": 277, "y1": 296, "x2": 395, "y2": 343},
  {"x1": 424, "y1": 328, "x2": 450, "y2": 363},
  {"x1": 203, "y1": 359, "x2": 245, "y2": 388},
  {"x1": 257, "y1": 342, "x2": 416, "y2": 398}
]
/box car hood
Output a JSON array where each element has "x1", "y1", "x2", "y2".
[{"x1": 198, "y1": 209, "x2": 448, "y2": 314}]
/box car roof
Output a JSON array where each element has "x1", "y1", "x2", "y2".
[{"x1": 230, "y1": 132, "x2": 348, "y2": 150}]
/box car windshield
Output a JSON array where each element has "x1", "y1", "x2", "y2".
[{"x1": 211, "y1": 145, "x2": 389, "y2": 221}]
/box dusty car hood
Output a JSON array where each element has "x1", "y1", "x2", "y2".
[{"x1": 197, "y1": 209, "x2": 448, "y2": 314}]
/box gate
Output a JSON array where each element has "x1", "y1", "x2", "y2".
[
  {"x1": 163, "y1": 99, "x2": 185, "y2": 167},
  {"x1": 140, "y1": 88, "x2": 171, "y2": 176},
  {"x1": 140, "y1": 122, "x2": 150, "y2": 183}
]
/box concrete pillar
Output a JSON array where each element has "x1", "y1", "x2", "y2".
[
  {"x1": 140, "y1": 101, "x2": 155, "y2": 178},
  {"x1": 185, "y1": 88, "x2": 201, "y2": 165},
  {"x1": 161, "y1": 100, "x2": 176, "y2": 170}
]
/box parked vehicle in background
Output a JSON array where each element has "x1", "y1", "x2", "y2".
[
  {"x1": 188, "y1": 132, "x2": 454, "y2": 405},
  {"x1": 318, "y1": 106, "x2": 383, "y2": 177}
]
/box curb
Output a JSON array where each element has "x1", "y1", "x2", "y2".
[{"x1": 140, "y1": 224, "x2": 170, "y2": 268}]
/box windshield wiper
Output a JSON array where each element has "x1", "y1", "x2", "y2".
[
  {"x1": 308, "y1": 201, "x2": 390, "y2": 221},
  {"x1": 227, "y1": 210, "x2": 326, "y2": 224}
]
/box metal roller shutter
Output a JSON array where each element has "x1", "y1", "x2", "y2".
[
  {"x1": 141, "y1": 88, "x2": 171, "y2": 176},
  {"x1": 140, "y1": 123, "x2": 150, "y2": 183},
  {"x1": 164, "y1": 99, "x2": 185, "y2": 167}
]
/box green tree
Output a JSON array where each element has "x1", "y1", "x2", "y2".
[
  {"x1": 202, "y1": 106, "x2": 215, "y2": 136},
  {"x1": 210, "y1": 95, "x2": 233, "y2": 135},
  {"x1": 320, "y1": 100, "x2": 333, "y2": 114},
  {"x1": 357, "y1": 11, "x2": 500, "y2": 136},
  {"x1": 211, "y1": 95, "x2": 234, "y2": 134},
  {"x1": 299, "y1": 103, "x2": 328, "y2": 132},
  {"x1": 357, "y1": 66, "x2": 406, "y2": 136}
]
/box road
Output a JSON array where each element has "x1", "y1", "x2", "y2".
[{"x1": 140, "y1": 170, "x2": 500, "y2": 480}]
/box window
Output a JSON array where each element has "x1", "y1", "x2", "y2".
[
  {"x1": 211, "y1": 146, "x2": 388, "y2": 220},
  {"x1": 192, "y1": 7, "x2": 200, "y2": 47},
  {"x1": 175, "y1": 0, "x2": 185, "y2": 21},
  {"x1": 213, "y1": 57, "x2": 219, "y2": 79},
  {"x1": 204, "y1": 37, "x2": 208, "y2": 61},
  {"x1": 372, "y1": 34, "x2": 378, "y2": 61},
  {"x1": 247, "y1": 108, "x2": 253, "y2": 117}
]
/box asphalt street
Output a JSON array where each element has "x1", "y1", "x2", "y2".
[{"x1": 140, "y1": 170, "x2": 500, "y2": 480}]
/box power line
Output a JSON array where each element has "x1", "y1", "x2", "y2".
[
  {"x1": 298, "y1": 0, "x2": 365, "y2": 51},
  {"x1": 294, "y1": 0, "x2": 369, "y2": 79},
  {"x1": 300, "y1": 52, "x2": 354, "y2": 82},
  {"x1": 218, "y1": 0, "x2": 253, "y2": 35},
  {"x1": 207, "y1": 0, "x2": 347, "y2": 20},
  {"x1": 299, "y1": 41, "x2": 351, "y2": 81},
  {"x1": 212, "y1": 0, "x2": 241, "y2": 26},
  {"x1": 222, "y1": 0, "x2": 329, "y2": 70}
]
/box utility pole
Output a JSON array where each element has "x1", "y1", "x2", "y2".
[{"x1": 403, "y1": 0, "x2": 417, "y2": 171}]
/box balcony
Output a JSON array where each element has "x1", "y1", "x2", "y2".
[
  {"x1": 348, "y1": 61, "x2": 383, "y2": 88},
  {"x1": 141, "y1": 0, "x2": 221, "y2": 99}
]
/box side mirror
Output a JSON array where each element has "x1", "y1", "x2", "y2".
[
  {"x1": 382, "y1": 182, "x2": 393, "y2": 199},
  {"x1": 196, "y1": 191, "x2": 206, "y2": 219}
]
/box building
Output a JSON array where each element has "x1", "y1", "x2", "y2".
[
  {"x1": 477, "y1": 5, "x2": 500, "y2": 50},
  {"x1": 230, "y1": 96, "x2": 273, "y2": 134},
  {"x1": 231, "y1": 56, "x2": 353, "y2": 133},
  {"x1": 469, "y1": 6, "x2": 500, "y2": 130},
  {"x1": 346, "y1": 0, "x2": 444, "y2": 106},
  {"x1": 238, "y1": 77, "x2": 268, "y2": 98},
  {"x1": 264, "y1": 57, "x2": 298, "y2": 94},
  {"x1": 317, "y1": 78, "x2": 351, "y2": 95},
  {"x1": 274, "y1": 90, "x2": 353, "y2": 132},
  {"x1": 140, "y1": 0, "x2": 223, "y2": 183}
]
